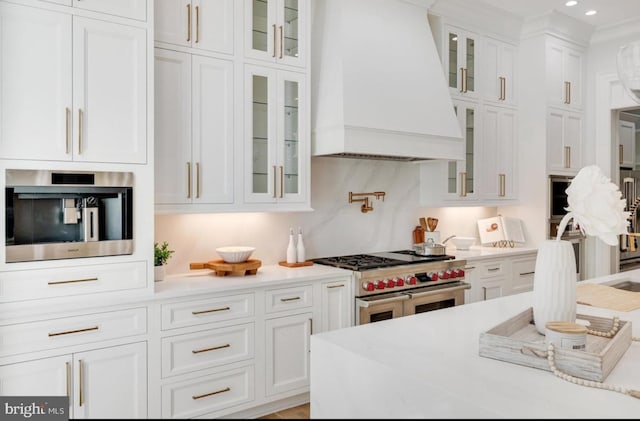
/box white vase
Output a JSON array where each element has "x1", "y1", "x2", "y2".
[
  {"x1": 154, "y1": 265, "x2": 166, "y2": 282},
  {"x1": 532, "y1": 239, "x2": 577, "y2": 334}
]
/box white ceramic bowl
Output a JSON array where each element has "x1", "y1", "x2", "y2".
[
  {"x1": 450, "y1": 237, "x2": 476, "y2": 250},
  {"x1": 216, "y1": 246, "x2": 255, "y2": 263}
]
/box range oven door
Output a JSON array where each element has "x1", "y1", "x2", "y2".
[
  {"x1": 403, "y1": 282, "x2": 470, "y2": 316},
  {"x1": 355, "y1": 292, "x2": 409, "y2": 325}
]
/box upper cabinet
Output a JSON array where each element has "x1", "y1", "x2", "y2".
[
  {"x1": 245, "y1": 0, "x2": 307, "y2": 69},
  {"x1": 619, "y1": 120, "x2": 636, "y2": 168},
  {"x1": 546, "y1": 38, "x2": 584, "y2": 111},
  {"x1": 546, "y1": 108, "x2": 583, "y2": 174},
  {"x1": 39, "y1": 0, "x2": 147, "y2": 21},
  {"x1": 155, "y1": 0, "x2": 234, "y2": 55},
  {"x1": 444, "y1": 24, "x2": 479, "y2": 100},
  {"x1": 0, "y1": 2, "x2": 147, "y2": 163},
  {"x1": 482, "y1": 37, "x2": 517, "y2": 106}
]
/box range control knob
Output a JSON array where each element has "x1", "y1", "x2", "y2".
[
  {"x1": 395, "y1": 277, "x2": 405, "y2": 287},
  {"x1": 438, "y1": 271, "x2": 450, "y2": 280},
  {"x1": 446, "y1": 269, "x2": 456, "y2": 279},
  {"x1": 407, "y1": 276, "x2": 417, "y2": 285},
  {"x1": 363, "y1": 281, "x2": 375, "y2": 292},
  {"x1": 427, "y1": 272, "x2": 439, "y2": 281},
  {"x1": 376, "y1": 280, "x2": 385, "y2": 290},
  {"x1": 456, "y1": 268, "x2": 465, "y2": 277},
  {"x1": 385, "y1": 279, "x2": 395, "y2": 288}
]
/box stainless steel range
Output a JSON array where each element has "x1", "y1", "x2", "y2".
[{"x1": 313, "y1": 251, "x2": 470, "y2": 325}]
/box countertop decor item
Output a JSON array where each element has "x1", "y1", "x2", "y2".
[
  {"x1": 154, "y1": 241, "x2": 175, "y2": 282},
  {"x1": 278, "y1": 261, "x2": 313, "y2": 268},
  {"x1": 286, "y1": 228, "x2": 297, "y2": 264},
  {"x1": 190, "y1": 259, "x2": 261, "y2": 276},
  {"x1": 296, "y1": 227, "x2": 305, "y2": 262},
  {"x1": 450, "y1": 236, "x2": 476, "y2": 250},
  {"x1": 216, "y1": 246, "x2": 255, "y2": 263},
  {"x1": 532, "y1": 165, "x2": 630, "y2": 334}
]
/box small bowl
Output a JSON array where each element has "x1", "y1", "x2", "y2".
[
  {"x1": 450, "y1": 237, "x2": 476, "y2": 250},
  {"x1": 216, "y1": 246, "x2": 255, "y2": 263}
]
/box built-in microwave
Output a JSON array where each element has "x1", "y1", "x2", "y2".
[{"x1": 5, "y1": 169, "x2": 134, "y2": 263}]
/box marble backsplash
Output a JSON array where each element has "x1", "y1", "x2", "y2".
[{"x1": 155, "y1": 157, "x2": 498, "y2": 274}]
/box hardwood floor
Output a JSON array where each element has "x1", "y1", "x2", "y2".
[{"x1": 258, "y1": 403, "x2": 310, "y2": 419}]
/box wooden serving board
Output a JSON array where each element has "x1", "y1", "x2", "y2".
[
  {"x1": 189, "y1": 259, "x2": 261, "y2": 276},
  {"x1": 577, "y1": 283, "x2": 640, "y2": 312},
  {"x1": 479, "y1": 307, "x2": 631, "y2": 382},
  {"x1": 278, "y1": 261, "x2": 314, "y2": 268}
]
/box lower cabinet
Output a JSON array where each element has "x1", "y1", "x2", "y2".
[
  {"x1": 510, "y1": 255, "x2": 537, "y2": 296},
  {"x1": 0, "y1": 342, "x2": 148, "y2": 419},
  {"x1": 319, "y1": 278, "x2": 352, "y2": 332}
]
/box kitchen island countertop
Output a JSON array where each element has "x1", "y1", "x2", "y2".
[{"x1": 310, "y1": 269, "x2": 640, "y2": 419}]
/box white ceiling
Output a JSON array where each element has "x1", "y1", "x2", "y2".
[{"x1": 479, "y1": 0, "x2": 640, "y2": 29}]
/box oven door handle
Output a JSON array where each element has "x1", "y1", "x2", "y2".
[
  {"x1": 405, "y1": 283, "x2": 471, "y2": 299},
  {"x1": 355, "y1": 294, "x2": 409, "y2": 308}
]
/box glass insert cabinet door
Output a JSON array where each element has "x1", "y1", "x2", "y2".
[
  {"x1": 447, "y1": 101, "x2": 476, "y2": 198},
  {"x1": 446, "y1": 26, "x2": 476, "y2": 96},
  {"x1": 246, "y1": 0, "x2": 306, "y2": 67},
  {"x1": 246, "y1": 65, "x2": 306, "y2": 203}
]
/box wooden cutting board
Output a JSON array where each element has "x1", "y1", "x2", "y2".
[
  {"x1": 190, "y1": 259, "x2": 261, "y2": 276},
  {"x1": 576, "y1": 283, "x2": 640, "y2": 312}
]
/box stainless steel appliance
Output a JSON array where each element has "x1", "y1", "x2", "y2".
[
  {"x1": 620, "y1": 169, "x2": 640, "y2": 271},
  {"x1": 548, "y1": 175, "x2": 584, "y2": 280},
  {"x1": 313, "y1": 252, "x2": 469, "y2": 325},
  {"x1": 5, "y1": 169, "x2": 134, "y2": 263}
]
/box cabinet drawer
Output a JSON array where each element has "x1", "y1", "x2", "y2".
[
  {"x1": 512, "y1": 258, "x2": 537, "y2": 293},
  {"x1": 0, "y1": 307, "x2": 147, "y2": 357},
  {"x1": 265, "y1": 285, "x2": 313, "y2": 314},
  {"x1": 161, "y1": 293, "x2": 254, "y2": 330},
  {"x1": 162, "y1": 323, "x2": 254, "y2": 378},
  {"x1": 475, "y1": 261, "x2": 506, "y2": 277},
  {"x1": 0, "y1": 261, "x2": 147, "y2": 303},
  {"x1": 161, "y1": 365, "x2": 254, "y2": 419}
]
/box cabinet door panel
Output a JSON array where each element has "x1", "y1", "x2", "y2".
[
  {"x1": 564, "y1": 49, "x2": 582, "y2": 108},
  {"x1": 546, "y1": 43, "x2": 564, "y2": 105},
  {"x1": 0, "y1": 4, "x2": 72, "y2": 160},
  {"x1": 320, "y1": 280, "x2": 351, "y2": 331},
  {"x1": 193, "y1": 0, "x2": 234, "y2": 55},
  {"x1": 546, "y1": 109, "x2": 565, "y2": 171},
  {"x1": 619, "y1": 121, "x2": 636, "y2": 167},
  {"x1": 73, "y1": 17, "x2": 146, "y2": 163},
  {"x1": 564, "y1": 112, "x2": 582, "y2": 171},
  {"x1": 155, "y1": 0, "x2": 190, "y2": 47},
  {"x1": 73, "y1": 0, "x2": 147, "y2": 21},
  {"x1": 154, "y1": 48, "x2": 192, "y2": 204},
  {"x1": 0, "y1": 355, "x2": 71, "y2": 396}
]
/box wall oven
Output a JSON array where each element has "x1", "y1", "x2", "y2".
[
  {"x1": 5, "y1": 169, "x2": 134, "y2": 263},
  {"x1": 313, "y1": 252, "x2": 469, "y2": 325}
]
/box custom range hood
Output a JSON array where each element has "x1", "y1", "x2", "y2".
[{"x1": 311, "y1": 0, "x2": 463, "y2": 162}]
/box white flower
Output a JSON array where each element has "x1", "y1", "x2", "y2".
[{"x1": 562, "y1": 165, "x2": 630, "y2": 246}]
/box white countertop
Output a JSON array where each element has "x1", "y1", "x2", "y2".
[
  {"x1": 449, "y1": 245, "x2": 538, "y2": 261},
  {"x1": 310, "y1": 269, "x2": 640, "y2": 419}
]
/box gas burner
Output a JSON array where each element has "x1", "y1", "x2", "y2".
[{"x1": 312, "y1": 254, "x2": 403, "y2": 270}]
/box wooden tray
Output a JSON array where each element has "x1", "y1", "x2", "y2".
[
  {"x1": 189, "y1": 259, "x2": 261, "y2": 276},
  {"x1": 479, "y1": 307, "x2": 632, "y2": 382},
  {"x1": 278, "y1": 261, "x2": 314, "y2": 268}
]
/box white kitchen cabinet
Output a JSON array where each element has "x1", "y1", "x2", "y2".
[
  {"x1": 155, "y1": 0, "x2": 234, "y2": 55},
  {"x1": 443, "y1": 24, "x2": 479, "y2": 100},
  {"x1": 245, "y1": 0, "x2": 307, "y2": 69},
  {"x1": 480, "y1": 105, "x2": 517, "y2": 201},
  {"x1": 0, "y1": 3, "x2": 147, "y2": 163},
  {"x1": 244, "y1": 65, "x2": 307, "y2": 205},
  {"x1": 464, "y1": 258, "x2": 508, "y2": 303},
  {"x1": 546, "y1": 38, "x2": 584, "y2": 110},
  {"x1": 0, "y1": 342, "x2": 147, "y2": 419},
  {"x1": 619, "y1": 120, "x2": 636, "y2": 168},
  {"x1": 154, "y1": 48, "x2": 234, "y2": 206},
  {"x1": 39, "y1": 0, "x2": 147, "y2": 21},
  {"x1": 482, "y1": 36, "x2": 517, "y2": 106},
  {"x1": 509, "y1": 254, "x2": 537, "y2": 296},
  {"x1": 264, "y1": 312, "x2": 312, "y2": 397},
  {"x1": 319, "y1": 278, "x2": 352, "y2": 332},
  {"x1": 547, "y1": 107, "x2": 583, "y2": 174}
]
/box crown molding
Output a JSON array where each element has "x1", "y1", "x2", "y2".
[
  {"x1": 590, "y1": 17, "x2": 640, "y2": 45},
  {"x1": 521, "y1": 10, "x2": 593, "y2": 47}
]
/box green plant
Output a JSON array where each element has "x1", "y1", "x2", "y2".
[{"x1": 154, "y1": 241, "x2": 175, "y2": 266}]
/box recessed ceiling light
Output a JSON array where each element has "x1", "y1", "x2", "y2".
[
  {"x1": 565, "y1": 1, "x2": 578, "y2": 6},
  {"x1": 585, "y1": 10, "x2": 597, "y2": 16}
]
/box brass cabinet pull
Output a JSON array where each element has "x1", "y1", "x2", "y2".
[
  {"x1": 192, "y1": 306, "x2": 230, "y2": 315},
  {"x1": 463, "y1": 68, "x2": 468, "y2": 93},
  {"x1": 196, "y1": 162, "x2": 200, "y2": 199},
  {"x1": 520, "y1": 271, "x2": 535, "y2": 276},
  {"x1": 279, "y1": 166, "x2": 284, "y2": 198},
  {"x1": 460, "y1": 172, "x2": 467, "y2": 197},
  {"x1": 488, "y1": 267, "x2": 500, "y2": 272},
  {"x1": 327, "y1": 284, "x2": 345, "y2": 289},
  {"x1": 78, "y1": 109, "x2": 83, "y2": 154},
  {"x1": 499, "y1": 173, "x2": 506, "y2": 197},
  {"x1": 459, "y1": 68, "x2": 464, "y2": 93},
  {"x1": 192, "y1": 387, "x2": 230, "y2": 400},
  {"x1": 187, "y1": 4, "x2": 191, "y2": 42},
  {"x1": 279, "y1": 25, "x2": 284, "y2": 59},
  {"x1": 195, "y1": 5, "x2": 200, "y2": 43},
  {"x1": 65, "y1": 107, "x2": 70, "y2": 154},
  {"x1": 192, "y1": 343, "x2": 230, "y2": 354},
  {"x1": 564, "y1": 81, "x2": 570, "y2": 104},
  {"x1": 567, "y1": 81, "x2": 571, "y2": 104},
  {"x1": 499, "y1": 77, "x2": 506, "y2": 100},
  {"x1": 48, "y1": 326, "x2": 99, "y2": 337},
  {"x1": 187, "y1": 162, "x2": 192, "y2": 199},
  {"x1": 564, "y1": 146, "x2": 571, "y2": 168},
  {"x1": 464, "y1": 266, "x2": 476, "y2": 270},
  {"x1": 272, "y1": 165, "x2": 277, "y2": 198},
  {"x1": 280, "y1": 296, "x2": 301, "y2": 302},
  {"x1": 309, "y1": 318, "x2": 313, "y2": 335},
  {"x1": 620, "y1": 144, "x2": 624, "y2": 163},
  {"x1": 48, "y1": 277, "x2": 98, "y2": 285},
  {"x1": 272, "y1": 24, "x2": 277, "y2": 58},
  {"x1": 79, "y1": 359, "x2": 84, "y2": 407},
  {"x1": 65, "y1": 362, "x2": 71, "y2": 397}
]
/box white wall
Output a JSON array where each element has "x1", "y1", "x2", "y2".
[{"x1": 155, "y1": 157, "x2": 497, "y2": 274}]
